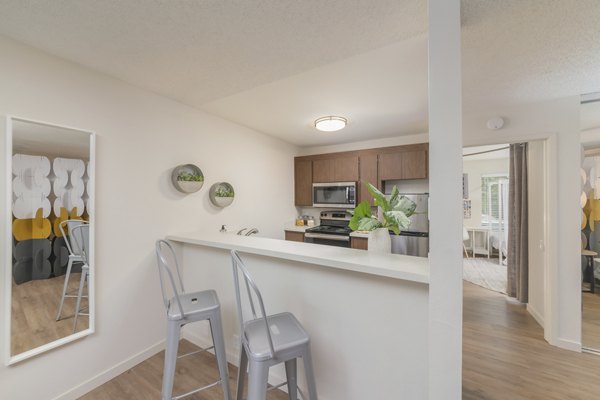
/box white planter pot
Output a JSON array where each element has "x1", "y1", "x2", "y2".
[
  {"x1": 368, "y1": 228, "x2": 391, "y2": 254},
  {"x1": 214, "y1": 196, "x2": 234, "y2": 207},
  {"x1": 177, "y1": 180, "x2": 203, "y2": 193}
]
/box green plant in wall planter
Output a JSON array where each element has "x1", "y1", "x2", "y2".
[
  {"x1": 177, "y1": 172, "x2": 204, "y2": 182},
  {"x1": 349, "y1": 182, "x2": 416, "y2": 253},
  {"x1": 210, "y1": 182, "x2": 235, "y2": 207},
  {"x1": 172, "y1": 164, "x2": 204, "y2": 193}
]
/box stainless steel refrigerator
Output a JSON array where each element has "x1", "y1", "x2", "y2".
[{"x1": 389, "y1": 193, "x2": 429, "y2": 257}]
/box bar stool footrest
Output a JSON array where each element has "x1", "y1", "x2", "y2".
[
  {"x1": 177, "y1": 345, "x2": 215, "y2": 360},
  {"x1": 171, "y1": 379, "x2": 221, "y2": 400}
]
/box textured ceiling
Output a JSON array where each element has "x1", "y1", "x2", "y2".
[
  {"x1": 0, "y1": 1, "x2": 599, "y2": 147},
  {"x1": 0, "y1": 0, "x2": 426, "y2": 105},
  {"x1": 461, "y1": 0, "x2": 600, "y2": 111}
]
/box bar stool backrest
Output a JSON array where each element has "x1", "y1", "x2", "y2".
[
  {"x1": 60, "y1": 219, "x2": 88, "y2": 257},
  {"x1": 70, "y1": 224, "x2": 90, "y2": 265},
  {"x1": 155, "y1": 240, "x2": 185, "y2": 320},
  {"x1": 230, "y1": 250, "x2": 275, "y2": 359}
]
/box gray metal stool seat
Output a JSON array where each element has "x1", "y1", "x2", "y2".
[
  {"x1": 156, "y1": 240, "x2": 232, "y2": 400},
  {"x1": 231, "y1": 250, "x2": 318, "y2": 400}
]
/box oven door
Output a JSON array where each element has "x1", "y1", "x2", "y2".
[
  {"x1": 312, "y1": 182, "x2": 356, "y2": 208},
  {"x1": 304, "y1": 233, "x2": 350, "y2": 248}
]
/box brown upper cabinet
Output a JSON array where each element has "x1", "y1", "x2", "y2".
[
  {"x1": 294, "y1": 159, "x2": 313, "y2": 206},
  {"x1": 379, "y1": 147, "x2": 428, "y2": 181},
  {"x1": 294, "y1": 143, "x2": 428, "y2": 206},
  {"x1": 358, "y1": 154, "x2": 378, "y2": 204},
  {"x1": 313, "y1": 156, "x2": 358, "y2": 183}
]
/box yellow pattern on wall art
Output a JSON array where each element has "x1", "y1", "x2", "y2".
[
  {"x1": 12, "y1": 208, "x2": 51, "y2": 241},
  {"x1": 52, "y1": 207, "x2": 83, "y2": 237}
]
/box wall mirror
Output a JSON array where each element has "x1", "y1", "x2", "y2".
[{"x1": 4, "y1": 116, "x2": 95, "y2": 365}]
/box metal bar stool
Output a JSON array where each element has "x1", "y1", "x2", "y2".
[
  {"x1": 155, "y1": 240, "x2": 232, "y2": 400},
  {"x1": 56, "y1": 219, "x2": 88, "y2": 322},
  {"x1": 231, "y1": 250, "x2": 318, "y2": 400},
  {"x1": 70, "y1": 224, "x2": 90, "y2": 333}
]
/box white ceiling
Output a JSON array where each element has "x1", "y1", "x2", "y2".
[
  {"x1": 581, "y1": 100, "x2": 600, "y2": 132},
  {"x1": 0, "y1": 1, "x2": 599, "y2": 147}
]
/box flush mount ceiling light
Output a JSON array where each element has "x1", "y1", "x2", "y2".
[{"x1": 314, "y1": 116, "x2": 347, "y2": 132}]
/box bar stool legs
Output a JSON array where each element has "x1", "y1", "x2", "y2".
[
  {"x1": 302, "y1": 348, "x2": 318, "y2": 400},
  {"x1": 285, "y1": 359, "x2": 298, "y2": 400},
  {"x1": 209, "y1": 312, "x2": 232, "y2": 400},
  {"x1": 162, "y1": 313, "x2": 231, "y2": 400}
]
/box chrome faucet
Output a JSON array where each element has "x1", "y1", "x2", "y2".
[
  {"x1": 245, "y1": 228, "x2": 259, "y2": 236},
  {"x1": 237, "y1": 228, "x2": 247, "y2": 235}
]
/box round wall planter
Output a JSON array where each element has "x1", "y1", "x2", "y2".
[
  {"x1": 172, "y1": 164, "x2": 204, "y2": 193},
  {"x1": 209, "y1": 182, "x2": 235, "y2": 208}
]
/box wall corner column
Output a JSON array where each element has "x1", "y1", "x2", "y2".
[{"x1": 428, "y1": 1, "x2": 463, "y2": 399}]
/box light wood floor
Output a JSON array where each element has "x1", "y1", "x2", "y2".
[
  {"x1": 81, "y1": 340, "x2": 287, "y2": 400},
  {"x1": 83, "y1": 283, "x2": 600, "y2": 399},
  {"x1": 582, "y1": 290, "x2": 600, "y2": 351},
  {"x1": 11, "y1": 273, "x2": 88, "y2": 355},
  {"x1": 463, "y1": 282, "x2": 600, "y2": 400}
]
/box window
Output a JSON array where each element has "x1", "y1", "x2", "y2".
[{"x1": 481, "y1": 174, "x2": 509, "y2": 230}]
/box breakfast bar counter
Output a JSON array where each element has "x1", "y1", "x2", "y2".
[
  {"x1": 167, "y1": 231, "x2": 429, "y2": 283},
  {"x1": 167, "y1": 231, "x2": 430, "y2": 400}
]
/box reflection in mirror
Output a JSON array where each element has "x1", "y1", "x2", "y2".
[
  {"x1": 6, "y1": 117, "x2": 94, "y2": 364},
  {"x1": 581, "y1": 97, "x2": 600, "y2": 353}
]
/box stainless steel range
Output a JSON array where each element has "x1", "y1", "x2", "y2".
[{"x1": 304, "y1": 210, "x2": 352, "y2": 247}]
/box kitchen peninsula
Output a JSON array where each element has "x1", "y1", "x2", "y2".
[{"x1": 167, "y1": 231, "x2": 429, "y2": 399}]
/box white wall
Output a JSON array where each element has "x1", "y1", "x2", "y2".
[
  {"x1": 463, "y1": 96, "x2": 581, "y2": 351},
  {"x1": 297, "y1": 132, "x2": 429, "y2": 156},
  {"x1": 527, "y1": 140, "x2": 546, "y2": 327},
  {"x1": 0, "y1": 35, "x2": 298, "y2": 400},
  {"x1": 462, "y1": 158, "x2": 509, "y2": 228}
]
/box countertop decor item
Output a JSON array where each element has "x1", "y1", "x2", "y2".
[
  {"x1": 349, "y1": 182, "x2": 416, "y2": 254},
  {"x1": 209, "y1": 182, "x2": 235, "y2": 207},
  {"x1": 171, "y1": 164, "x2": 204, "y2": 194}
]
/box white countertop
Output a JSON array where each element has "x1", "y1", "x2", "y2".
[
  {"x1": 167, "y1": 231, "x2": 429, "y2": 284},
  {"x1": 284, "y1": 222, "x2": 311, "y2": 232}
]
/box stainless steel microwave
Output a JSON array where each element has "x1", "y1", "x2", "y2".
[{"x1": 312, "y1": 182, "x2": 356, "y2": 208}]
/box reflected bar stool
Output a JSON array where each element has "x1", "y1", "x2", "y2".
[
  {"x1": 70, "y1": 224, "x2": 90, "y2": 333},
  {"x1": 56, "y1": 219, "x2": 89, "y2": 322},
  {"x1": 231, "y1": 250, "x2": 318, "y2": 400},
  {"x1": 155, "y1": 240, "x2": 231, "y2": 400}
]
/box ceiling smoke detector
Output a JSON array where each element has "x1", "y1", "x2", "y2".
[{"x1": 314, "y1": 116, "x2": 347, "y2": 132}]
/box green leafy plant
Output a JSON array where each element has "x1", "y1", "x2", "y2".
[
  {"x1": 215, "y1": 186, "x2": 234, "y2": 197},
  {"x1": 177, "y1": 172, "x2": 204, "y2": 182},
  {"x1": 348, "y1": 182, "x2": 416, "y2": 235}
]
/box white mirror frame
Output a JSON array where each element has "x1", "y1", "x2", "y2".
[{"x1": 3, "y1": 115, "x2": 95, "y2": 365}]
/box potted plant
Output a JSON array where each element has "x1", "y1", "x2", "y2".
[
  {"x1": 210, "y1": 183, "x2": 235, "y2": 207},
  {"x1": 349, "y1": 182, "x2": 417, "y2": 253},
  {"x1": 176, "y1": 171, "x2": 204, "y2": 193}
]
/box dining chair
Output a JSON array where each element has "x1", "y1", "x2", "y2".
[{"x1": 56, "y1": 219, "x2": 88, "y2": 322}]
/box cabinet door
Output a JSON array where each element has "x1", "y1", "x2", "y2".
[
  {"x1": 312, "y1": 159, "x2": 335, "y2": 182},
  {"x1": 334, "y1": 156, "x2": 359, "y2": 182},
  {"x1": 285, "y1": 231, "x2": 305, "y2": 242},
  {"x1": 351, "y1": 237, "x2": 369, "y2": 250},
  {"x1": 401, "y1": 150, "x2": 428, "y2": 179},
  {"x1": 378, "y1": 149, "x2": 428, "y2": 181},
  {"x1": 294, "y1": 159, "x2": 313, "y2": 206},
  {"x1": 378, "y1": 152, "x2": 403, "y2": 181},
  {"x1": 359, "y1": 154, "x2": 378, "y2": 204}
]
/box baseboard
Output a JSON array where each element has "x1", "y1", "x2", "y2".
[
  {"x1": 552, "y1": 337, "x2": 581, "y2": 352},
  {"x1": 526, "y1": 304, "x2": 544, "y2": 327},
  {"x1": 51, "y1": 339, "x2": 166, "y2": 400}
]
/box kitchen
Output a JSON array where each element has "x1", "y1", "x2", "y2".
[{"x1": 284, "y1": 142, "x2": 429, "y2": 257}]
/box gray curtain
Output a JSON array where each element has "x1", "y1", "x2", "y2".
[{"x1": 507, "y1": 143, "x2": 529, "y2": 302}]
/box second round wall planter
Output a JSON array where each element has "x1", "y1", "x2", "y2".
[{"x1": 209, "y1": 182, "x2": 235, "y2": 207}]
